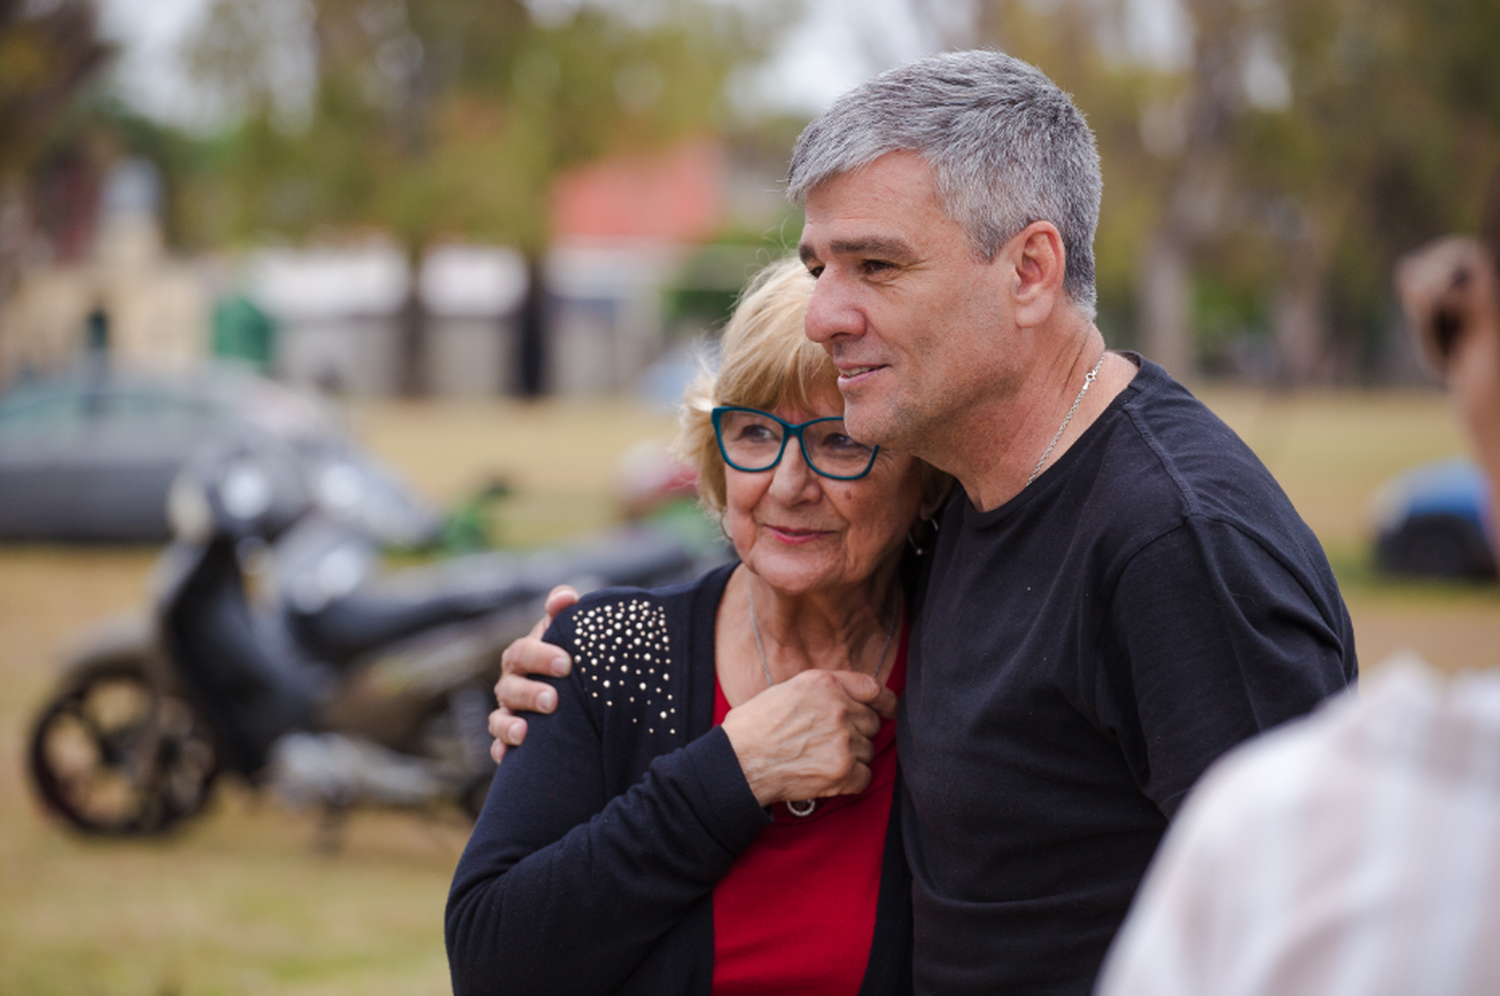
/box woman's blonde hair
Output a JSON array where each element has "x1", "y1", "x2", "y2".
[
  {"x1": 677, "y1": 257, "x2": 832, "y2": 517},
  {"x1": 676, "y1": 255, "x2": 950, "y2": 520}
]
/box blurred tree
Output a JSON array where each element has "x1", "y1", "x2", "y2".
[
  {"x1": 180, "y1": 0, "x2": 774, "y2": 395},
  {"x1": 0, "y1": 0, "x2": 110, "y2": 364},
  {"x1": 964, "y1": 0, "x2": 1500, "y2": 384},
  {"x1": 964, "y1": 0, "x2": 1282, "y2": 379},
  {"x1": 961, "y1": 0, "x2": 1181, "y2": 359},
  {"x1": 0, "y1": 0, "x2": 109, "y2": 179},
  {"x1": 1255, "y1": 0, "x2": 1500, "y2": 381},
  {"x1": 1136, "y1": 0, "x2": 1246, "y2": 381}
]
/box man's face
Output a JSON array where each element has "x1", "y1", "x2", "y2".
[{"x1": 799, "y1": 151, "x2": 1014, "y2": 456}]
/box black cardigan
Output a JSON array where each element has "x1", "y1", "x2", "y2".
[{"x1": 446, "y1": 562, "x2": 913, "y2": 995}]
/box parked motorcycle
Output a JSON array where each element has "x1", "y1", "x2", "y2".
[{"x1": 27, "y1": 439, "x2": 716, "y2": 836}]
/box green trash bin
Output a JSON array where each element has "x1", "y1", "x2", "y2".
[{"x1": 211, "y1": 294, "x2": 276, "y2": 373}]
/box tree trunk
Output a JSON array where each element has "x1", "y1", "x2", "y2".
[
  {"x1": 1133, "y1": 0, "x2": 1245, "y2": 385},
  {"x1": 515, "y1": 252, "x2": 546, "y2": 398},
  {"x1": 0, "y1": 183, "x2": 31, "y2": 383},
  {"x1": 1272, "y1": 247, "x2": 1326, "y2": 384},
  {"x1": 396, "y1": 283, "x2": 426, "y2": 396},
  {"x1": 1138, "y1": 228, "x2": 1195, "y2": 381},
  {"x1": 397, "y1": 243, "x2": 426, "y2": 397}
]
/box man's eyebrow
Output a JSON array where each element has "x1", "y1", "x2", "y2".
[{"x1": 806, "y1": 236, "x2": 918, "y2": 262}]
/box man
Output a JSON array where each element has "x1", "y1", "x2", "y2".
[
  {"x1": 492, "y1": 51, "x2": 1356, "y2": 993},
  {"x1": 1095, "y1": 211, "x2": 1500, "y2": 996}
]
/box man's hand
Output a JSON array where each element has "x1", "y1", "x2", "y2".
[
  {"x1": 720, "y1": 669, "x2": 899, "y2": 806},
  {"x1": 488, "y1": 585, "x2": 579, "y2": 764}
]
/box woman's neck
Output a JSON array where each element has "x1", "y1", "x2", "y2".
[{"x1": 716, "y1": 563, "x2": 902, "y2": 706}]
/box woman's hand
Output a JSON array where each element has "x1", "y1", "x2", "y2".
[
  {"x1": 488, "y1": 585, "x2": 580, "y2": 764},
  {"x1": 720, "y1": 670, "x2": 899, "y2": 807}
]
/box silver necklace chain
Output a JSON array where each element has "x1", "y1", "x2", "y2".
[
  {"x1": 746, "y1": 581, "x2": 900, "y2": 819},
  {"x1": 748, "y1": 582, "x2": 899, "y2": 688},
  {"x1": 1027, "y1": 353, "x2": 1106, "y2": 486}
]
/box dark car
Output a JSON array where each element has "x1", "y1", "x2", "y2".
[
  {"x1": 1372, "y1": 457, "x2": 1496, "y2": 581},
  {"x1": 0, "y1": 363, "x2": 438, "y2": 545}
]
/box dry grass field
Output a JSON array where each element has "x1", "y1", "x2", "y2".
[{"x1": 2, "y1": 389, "x2": 1497, "y2": 995}]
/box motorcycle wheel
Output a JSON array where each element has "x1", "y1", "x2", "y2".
[{"x1": 28, "y1": 661, "x2": 220, "y2": 835}]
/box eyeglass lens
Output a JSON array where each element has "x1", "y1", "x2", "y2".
[{"x1": 717, "y1": 409, "x2": 876, "y2": 477}]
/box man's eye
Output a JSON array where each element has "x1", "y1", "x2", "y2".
[
  {"x1": 806, "y1": 264, "x2": 824, "y2": 279},
  {"x1": 861, "y1": 259, "x2": 894, "y2": 274}
]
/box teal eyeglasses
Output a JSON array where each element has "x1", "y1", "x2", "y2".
[{"x1": 711, "y1": 406, "x2": 880, "y2": 481}]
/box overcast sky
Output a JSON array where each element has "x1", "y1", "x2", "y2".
[
  {"x1": 96, "y1": 0, "x2": 1190, "y2": 129},
  {"x1": 96, "y1": 0, "x2": 970, "y2": 128},
  {"x1": 97, "y1": 0, "x2": 211, "y2": 126}
]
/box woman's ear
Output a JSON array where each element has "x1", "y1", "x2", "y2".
[{"x1": 917, "y1": 467, "x2": 955, "y2": 520}]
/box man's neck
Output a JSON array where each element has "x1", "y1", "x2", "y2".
[{"x1": 932, "y1": 330, "x2": 1134, "y2": 512}]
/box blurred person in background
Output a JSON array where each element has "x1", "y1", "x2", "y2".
[
  {"x1": 446, "y1": 257, "x2": 949, "y2": 995},
  {"x1": 1094, "y1": 191, "x2": 1500, "y2": 996},
  {"x1": 486, "y1": 50, "x2": 1356, "y2": 994}
]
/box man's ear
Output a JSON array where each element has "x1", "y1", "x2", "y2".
[{"x1": 1008, "y1": 221, "x2": 1067, "y2": 328}]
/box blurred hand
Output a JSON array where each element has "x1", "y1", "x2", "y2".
[
  {"x1": 1396, "y1": 236, "x2": 1500, "y2": 563},
  {"x1": 1395, "y1": 236, "x2": 1499, "y2": 375},
  {"x1": 488, "y1": 585, "x2": 579, "y2": 764},
  {"x1": 721, "y1": 669, "x2": 898, "y2": 807}
]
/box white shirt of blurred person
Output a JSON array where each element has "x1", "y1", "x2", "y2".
[
  {"x1": 447, "y1": 257, "x2": 950, "y2": 995},
  {"x1": 1095, "y1": 657, "x2": 1500, "y2": 996},
  {"x1": 1096, "y1": 229, "x2": 1500, "y2": 996}
]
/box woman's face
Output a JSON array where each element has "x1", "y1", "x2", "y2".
[{"x1": 721, "y1": 390, "x2": 926, "y2": 598}]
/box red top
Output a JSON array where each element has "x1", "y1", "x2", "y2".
[{"x1": 710, "y1": 620, "x2": 908, "y2": 996}]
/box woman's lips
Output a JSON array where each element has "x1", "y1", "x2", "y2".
[{"x1": 765, "y1": 525, "x2": 830, "y2": 545}]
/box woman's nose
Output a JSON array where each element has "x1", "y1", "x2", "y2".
[{"x1": 768, "y1": 440, "x2": 821, "y2": 501}]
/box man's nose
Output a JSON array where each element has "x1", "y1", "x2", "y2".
[{"x1": 804, "y1": 276, "x2": 863, "y2": 345}]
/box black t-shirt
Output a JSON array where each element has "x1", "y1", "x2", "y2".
[{"x1": 900, "y1": 356, "x2": 1357, "y2": 995}]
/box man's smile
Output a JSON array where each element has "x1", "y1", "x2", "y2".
[{"x1": 835, "y1": 363, "x2": 888, "y2": 388}]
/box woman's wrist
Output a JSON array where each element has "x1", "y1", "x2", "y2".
[{"x1": 720, "y1": 710, "x2": 784, "y2": 807}]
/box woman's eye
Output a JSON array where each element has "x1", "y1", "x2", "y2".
[{"x1": 822, "y1": 432, "x2": 865, "y2": 453}]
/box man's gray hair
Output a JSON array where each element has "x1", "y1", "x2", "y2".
[{"x1": 788, "y1": 50, "x2": 1103, "y2": 317}]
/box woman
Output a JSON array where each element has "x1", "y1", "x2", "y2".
[{"x1": 446, "y1": 257, "x2": 948, "y2": 995}]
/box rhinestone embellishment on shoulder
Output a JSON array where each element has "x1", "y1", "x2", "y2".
[{"x1": 574, "y1": 598, "x2": 677, "y2": 735}]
